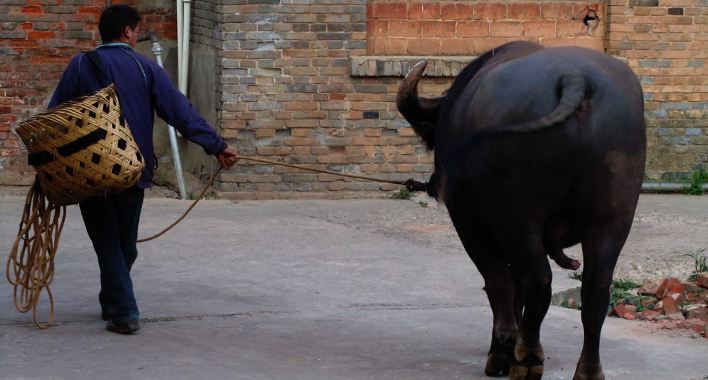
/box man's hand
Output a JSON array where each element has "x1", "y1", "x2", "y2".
[{"x1": 217, "y1": 147, "x2": 239, "y2": 170}]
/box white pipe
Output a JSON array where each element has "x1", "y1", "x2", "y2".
[
  {"x1": 176, "y1": 0, "x2": 183, "y2": 92},
  {"x1": 179, "y1": 0, "x2": 191, "y2": 95},
  {"x1": 147, "y1": 33, "x2": 187, "y2": 200}
]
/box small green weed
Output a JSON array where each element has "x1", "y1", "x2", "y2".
[
  {"x1": 612, "y1": 279, "x2": 641, "y2": 290},
  {"x1": 685, "y1": 248, "x2": 707, "y2": 282},
  {"x1": 391, "y1": 188, "x2": 412, "y2": 200},
  {"x1": 186, "y1": 191, "x2": 216, "y2": 200},
  {"x1": 682, "y1": 167, "x2": 707, "y2": 195},
  {"x1": 608, "y1": 278, "x2": 641, "y2": 311}
]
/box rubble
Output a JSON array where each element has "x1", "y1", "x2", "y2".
[
  {"x1": 697, "y1": 272, "x2": 708, "y2": 289},
  {"x1": 606, "y1": 276, "x2": 708, "y2": 338}
]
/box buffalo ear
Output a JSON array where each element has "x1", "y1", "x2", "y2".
[{"x1": 397, "y1": 61, "x2": 444, "y2": 149}]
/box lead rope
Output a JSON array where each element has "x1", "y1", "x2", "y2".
[
  {"x1": 7, "y1": 156, "x2": 428, "y2": 327},
  {"x1": 138, "y1": 156, "x2": 428, "y2": 242}
]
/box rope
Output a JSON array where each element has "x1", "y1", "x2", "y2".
[
  {"x1": 239, "y1": 156, "x2": 409, "y2": 186},
  {"x1": 137, "y1": 166, "x2": 223, "y2": 243},
  {"x1": 6, "y1": 179, "x2": 66, "y2": 328},
  {"x1": 137, "y1": 156, "x2": 428, "y2": 243},
  {"x1": 7, "y1": 156, "x2": 428, "y2": 327}
]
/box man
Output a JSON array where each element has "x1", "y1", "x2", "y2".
[{"x1": 48, "y1": 5, "x2": 239, "y2": 334}]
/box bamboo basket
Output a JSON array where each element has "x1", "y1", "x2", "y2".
[{"x1": 16, "y1": 84, "x2": 144, "y2": 205}]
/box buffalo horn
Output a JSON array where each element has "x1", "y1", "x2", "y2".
[{"x1": 396, "y1": 61, "x2": 443, "y2": 125}]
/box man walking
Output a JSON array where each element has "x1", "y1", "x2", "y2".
[{"x1": 48, "y1": 4, "x2": 238, "y2": 334}]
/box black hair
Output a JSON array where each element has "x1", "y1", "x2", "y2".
[{"x1": 99, "y1": 5, "x2": 141, "y2": 43}]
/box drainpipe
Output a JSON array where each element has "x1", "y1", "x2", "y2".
[
  {"x1": 138, "y1": 32, "x2": 188, "y2": 199},
  {"x1": 177, "y1": 0, "x2": 183, "y2": 91},
  {"x1": 179, "y1": 0, "x2": 192, "y2": 95}
]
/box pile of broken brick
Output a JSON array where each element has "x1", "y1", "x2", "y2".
[{"x1": 609, "y1": 272, "x2": 708, "y2": 338}]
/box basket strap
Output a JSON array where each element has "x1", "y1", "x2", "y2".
[
  {"x1": 85, "y1": 51, "x2": 110, "y2": 88},
  {"x1": 28, "y1": 128, "x2": 107, "y2": 166}
]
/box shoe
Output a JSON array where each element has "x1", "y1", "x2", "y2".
[
  {"x1": 101, "y1": 313, "x2": 112, "y2": 321},
  {"x1": 105, "y1": 320, "x2": 140, "y2": 334}
]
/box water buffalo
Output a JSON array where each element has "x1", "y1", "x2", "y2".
[{"x1": 397, "y1": 41, "x2": 646, "y2": 380}]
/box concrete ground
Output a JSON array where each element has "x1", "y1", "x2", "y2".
[{"x1": 0, "y1": 193, "x2": 706, "y2": 380}]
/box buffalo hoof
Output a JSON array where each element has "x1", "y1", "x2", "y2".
[
  {"x1": 485, "y1": 352, "x2": 511, "y2": 377},
  {"x1": 573, "y1": 361, "x2": 604, "y2": 380},
  {"x1": 508, "y1": 340, "x2": 544, "y2": 380},
  {"x1": 509, "y1": 364, "x2": 543, "y2": 380}
]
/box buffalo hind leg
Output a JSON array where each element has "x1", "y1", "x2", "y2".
[
  {"x1": 448, "y1": 210, "x2": 517, "y2": 377},
  {"x1": 504, "y1": 234, "x2": 552, "y2": 380},
  {"x1": 574, "y1": 230, "x2": 628, "y2": 380}
]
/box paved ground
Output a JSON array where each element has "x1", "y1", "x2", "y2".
[{"x1": 1, "y1": 193, "x2": 706, "y2": 380}]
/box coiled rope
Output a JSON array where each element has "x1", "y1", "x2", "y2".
[
  {"x1": 6, "y1": 179, "x2": 65, "y2": 328},
  {"x1": 7, "y1": 155, "x2": 428, "y2": 328}
]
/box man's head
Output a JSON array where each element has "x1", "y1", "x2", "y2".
[{"x1": 99, "y1": 5, "x2": 141, "y2": 47}]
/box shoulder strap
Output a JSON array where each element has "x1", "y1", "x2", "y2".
[{"x1": 85, "y1": 50, "x2": 110, "y2": 88}]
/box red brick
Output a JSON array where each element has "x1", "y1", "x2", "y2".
[
  {"x1": 656, "y1": 278, "x2": 685, "y2": 299},
  {"x1": 557, "y1": 20, "x2": 586, "y2": 37},
  {"x1": 78, "y1": 6, "x2": 102, "y2": 15},
  {"x1": 389, "y1": 20, "x2": 422, "y2": 37},
  {"x1": 408, "y1": 2, "x2": 441, "y2": 19},
  {"x1": 574, "y1": 38, "x2": 605, "y2": 51},
  {"x1": 524, "y1": 21, "x2": 556, "y2": 37},
  {"x1": 639, "y1": 309, "x2": 662, "y2": 320},
  {"x1": 509, "y1": 3, "x2": 542, "y2": 20},
  {"x1": 457, "y1": 21, "x2": 489, "y2": 37},
  {"x1": 474, "y1": 3, "x2": 507, "y2": 20},
  {"x1": 639, "y1": 279, "x2": 663, "y2": 296},
  {"x1": 367, "y1": 20, "x2": 388, "y2": 37},
  {"x1": 661, "y1": 296, "x2": 682, "y2": 316},
  {"x1": 442, "y1": 3, "x2": 474, "y2": 20},
  {"x1": 686, "y1": 306, "x2": 708, "y2": 320},
  {"x1": 373, "y1": 3, "x2": 408, "y2": 19},
  {"x1": 610, "y1": 304, "x2": 628, "y2": 317},
  {"x1": 369, "y1": 37, "x2": 387, "y2": 55},
  {"x1": 542, "y1": 3, "x2": 574, "y2": 20},
  {"x1": 388, "y1": 38, "x2": 408, "y2": 55},
  {"x1": 490, "y1": 22, "x2": 524, "y2": 37},
  {"x1": 28, "y1": 31, "x2": 54, "y2": 40},
  {"x1": 21, "y1": 6, "x2": 43, "y2": 14},
  {"x1": 406, "y1": 37, "x2": 440, "y2": 55},
  {"x1": 440, "y1": 38, "x2": 473, "y2": 55},
  {"x1": 422, "y1": 21, "x2": 455, "y2": 37},
  {"x1": 696, "y1": 272, "x2": 708, "y2": 289}
]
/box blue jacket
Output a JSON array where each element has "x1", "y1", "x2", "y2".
[{"x1": 48, "y1": 43, "x2": 227, "y2": 188}]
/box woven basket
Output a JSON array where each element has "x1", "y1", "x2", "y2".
[{"x1": 16, "y1": 84, "x2": 144, "y2": 206}]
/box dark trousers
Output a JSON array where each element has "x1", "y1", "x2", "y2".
[{"x1": 79, "y1": 187, "x2": 144, "y2": 323}]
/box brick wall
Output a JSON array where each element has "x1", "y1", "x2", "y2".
[
  {"x1": 214, "y1": 0, "x2": 437, "y2": 199},
  {"x1": 368, "y1": 0, "x2": 605, "y2": 55},
  {"x1": 216, "y1": 0, "x2": 610, "y2": 199},
  {"x1": 2, "y1": 0, "x2": 706, "y2": 193},
  {"x1": 607, "y1": 0, "x2": 708, "y2": 180},
  {"x1": 0, "y1": 1, "x2": 101, "y2": 175},
  {"x1": 0, "y1": 0, "x2": 176, "y2": 184}
]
